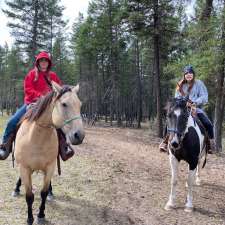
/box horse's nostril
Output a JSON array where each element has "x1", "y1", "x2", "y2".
[
  {"x1": 72, "y1": 130, "x2": 85, "y2": 145},
  {"x1": 74, "y1": 132, "x2": 79, "y2": 140},
  {"x1": 171, "y1": 141, "x2": 179, "y2": 148}
]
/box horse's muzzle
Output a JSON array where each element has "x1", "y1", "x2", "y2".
[
  {"x1": 69, "y1": 130, "x2": 85, "y2": 145},
  {"x1": 171, "y1": 141, "x2": 179, "y2": 149},
  {"x1": 169, "y1": 140, "x2": 181, "y2": 152}
]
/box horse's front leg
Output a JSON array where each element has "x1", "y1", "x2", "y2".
[
  {"x1": 37, "y1": 163, "x2": 55, "y2": 223},
  {"x1": 20, "y1": 167, "x2": 34, "y2": 225},
  {"x1": 165, "y1": 153, "x2": 179, "y2": 210},
  {"x1": 185, "y1": 166, "x2": 197, "y2": 212},
  {"x1": 12, "y1": 177, "x2": 22, "y2": 197},
  {"x1": 47, "y1": 181, "x2": 54, "y2": 201}
]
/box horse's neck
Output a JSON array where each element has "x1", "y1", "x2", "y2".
[
  {"x1": 186, "y1": 114, "x2": 195, "y2": 129},
  {"x1": 185, "y1": 114, "x2": 201, "y2": 136},
  {"x1": 35, "y1": 102, "x2": 54, "y2": 127}
]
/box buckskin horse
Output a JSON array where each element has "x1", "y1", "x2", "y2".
[
  {"x1": 164, "y1": 96, "x2": 207, "y2": 212},
  {"x1": 14, "y1": 81, "x2": 85, "y2": 225}
]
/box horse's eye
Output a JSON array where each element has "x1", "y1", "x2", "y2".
[
  {"x1": 168, "y1": 113, "x2": 172, "y2": 118},
  {"x1": 62, "y1": 103, "x2": 67, "y2": 107}
]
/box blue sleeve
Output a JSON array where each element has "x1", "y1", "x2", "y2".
[
  {"x1": 175, "y1": 90, "x2": 182, "y2": 98},
  {"x1": 194, "y1": 80, "x2": 208, "y2": 106}
]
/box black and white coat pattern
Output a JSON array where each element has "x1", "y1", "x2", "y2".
[{"x1": 164, "y1": 97, "x2": 207, "y2": 212}]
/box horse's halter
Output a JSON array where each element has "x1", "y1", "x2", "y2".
[
  {"x1": 61, "y1": 115, "x2": 82, "y2": 128},
  {"x1": 167, "y1": 103, "x2": 192, "y2": 149}
]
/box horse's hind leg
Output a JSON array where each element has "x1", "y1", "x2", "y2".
[
  {"x1": 37, "y1": 163, "x2": 55, "y2": 223},
  {"x1": 195, "y1": 165, "x2": 201, "y2": 186},
  {"x1": 12, "y1": 177, "x2": 22, "y2": 197},
  {"x1": 20, "y1": 167, "x2": 34, "y2": 225}
]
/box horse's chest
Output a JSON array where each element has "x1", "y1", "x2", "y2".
[
  {"x1": 172, "y1": 127, "x2": 203, "y2": 168},
  {"x1": 15, "y1": 126, "x2": 58, "y2": 168}
]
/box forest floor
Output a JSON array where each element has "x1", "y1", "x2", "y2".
[{"x1": 0, "y1": 122, "x2": 225, "y2": 225}]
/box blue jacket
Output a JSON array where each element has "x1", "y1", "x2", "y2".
[{"x1": 175, "y1": 79, "x2": 208, "y2": 107}]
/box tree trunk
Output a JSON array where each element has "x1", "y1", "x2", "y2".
[
  {"x1": 136, "y1": 39, "x2": 142, "y2": 128},
  {"x1": 214, "y1": 0, "x2": 225, "y2": 152},
  {"x1": 31, "y1": 0, "x2": 39, "y2": 61},
  {"x1": 153, "y1": 0, "x2": 163, "y2": 137},
  {"x1": 200, "y1": 0, "x2": 213, "y2": 21}
]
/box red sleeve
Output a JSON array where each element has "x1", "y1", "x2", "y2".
[
  {"x1": 24, "y1": 71, "x2": 42, "y2": 101},
  {"x1": 50, "y1": 72, "x2": 62, "y2": 86}
]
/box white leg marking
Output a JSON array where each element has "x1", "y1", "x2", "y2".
[
  {"x1": 185, "y1": 168, "x2": 196, "y2": 212},
  {"x1": 195, "y1": 165, "x2": 201, "y2": 186},
  {"x1": 165, "y1": 153, "x2": 179, "y2": 210}
]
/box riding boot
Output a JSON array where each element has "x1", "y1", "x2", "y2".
[
  {"x1": 208, "y1": 139, "x2": 216, "y2": 154},
  {"x1": 57, "y1": 129, "x2": 74, "y2": 161},
  {"x1": 159, "y1": 135, "x2": 169, "y2": 153},
  {"x1": 0, "y1": 131, "x2": 17, "y2": 160}
]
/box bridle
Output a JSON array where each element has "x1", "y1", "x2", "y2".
[{"x1": 167, "y1": 103, "x2": 193, "y2": 149}]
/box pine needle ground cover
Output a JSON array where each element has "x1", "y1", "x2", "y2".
[{"x1": 0, "y1": 124, "x2": 224, "y2": 224}]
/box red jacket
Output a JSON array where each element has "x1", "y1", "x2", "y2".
[{"x1": 24, "y1": 52, "x2": 62, "y2": 104}]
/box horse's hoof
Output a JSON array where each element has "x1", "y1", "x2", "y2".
[
  {"x1": 37, "y1": 217, "x2": 46, "y2": 224},
  {"x1": 12, "y1": 190, "x2": 20, "y2": 197},
  {"x1": 164, "y1": 203, "x2": 175, "y2": 211},
  {"x1": 27, "y1": 218, "x2": 34, "y2": 225},
  {"x1": 47, "y1": 193, "x2": 54, "y2": 201},
  {"x1": 184, "y1": 206, "x2": 193, "y2": 212}
]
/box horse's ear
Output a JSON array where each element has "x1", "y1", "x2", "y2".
[
  {"x1": 164, "y1": 101, "x2": 171, "y2": 111},
  {"x1": 164, "y1": 97, "x2": 173, "y2": 111},
  {"x1": 51, "y1": 81, "x2": 62, "y2": 94},
  {"x1": 72, "y1": 84, "x2": 79, "y2": 93}
]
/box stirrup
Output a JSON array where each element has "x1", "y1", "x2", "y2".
[{"x1": 159, "y1": 142, "x2": 168, "y2": 153}]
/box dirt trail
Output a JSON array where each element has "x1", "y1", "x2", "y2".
[{"x1": 0, "y1": 126, "x2": 224, "y2": 225}]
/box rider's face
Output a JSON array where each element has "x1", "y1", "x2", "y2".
[
  {"x1": 184, "y1": 73, "x2": 194, "y2": 82},
  {"x1": 38, "y1": 58, "x2": 49, "y2": 72}
]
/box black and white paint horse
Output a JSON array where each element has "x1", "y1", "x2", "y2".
[{"x1": 164, "y1": 96, "x2": 207, "y2": 212}]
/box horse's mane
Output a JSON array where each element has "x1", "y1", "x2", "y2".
[
  {"x1": 23, "y1": 85, "x2": 72, "y2": 122},
  {"x1": 24, "y1": 91, "x2": 55, "y2": 122}
]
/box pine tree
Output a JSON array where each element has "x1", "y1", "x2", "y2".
[{"x1": 3, "y1": 0, "x2": 66, "y2": 63}]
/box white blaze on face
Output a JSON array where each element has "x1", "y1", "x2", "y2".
[
  {"x1": 170, "y1": 109, "x2": 181, "y2": 144},
  {"x1": 174, "y1": 109, "x2": 181, "y2": 118}
]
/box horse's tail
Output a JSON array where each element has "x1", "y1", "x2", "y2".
[{"x1": 202, "y1": 154, "x2": 207, "y2": 168}]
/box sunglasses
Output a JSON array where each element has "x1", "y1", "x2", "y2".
[{"x1": 39, "y1": 58, "x2": 49, "y2": 62}]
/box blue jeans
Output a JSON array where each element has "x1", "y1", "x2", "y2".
[
  {"x1": 196, "y1": 108, "x2": 214, "y2": 139},
  {"x1": 2, "y1": 104, "x2": 27, "y2": 143}
]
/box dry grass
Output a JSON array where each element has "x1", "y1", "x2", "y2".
[
  {"x1": 0, "y1": 121, "x2": 224, "y2": 225},
  {"x1": 0, "y1": 113, "x2": 10, "y2": 135}
]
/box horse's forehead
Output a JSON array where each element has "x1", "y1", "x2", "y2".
[
  {"x1": 173, "y1": 108, "x2": 181, "y2": 117},
  {"x1": 60, "y1": 91, "x2": 80, "y2": 103}
]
